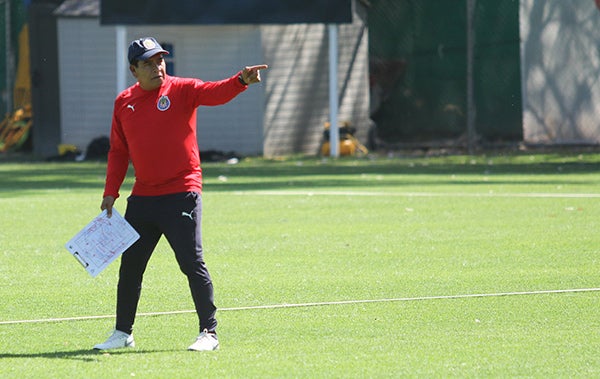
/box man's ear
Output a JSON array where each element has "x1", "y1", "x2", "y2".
[{"x1": 129, "y1": 64, "x2": 137, "y2": 78}]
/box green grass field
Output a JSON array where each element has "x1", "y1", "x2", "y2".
[{"x1": 1, "y1": 152, "x2": 600, "y2": 378}]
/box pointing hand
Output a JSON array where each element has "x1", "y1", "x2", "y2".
[{"x1": 241, "y1": 64, "x2": 269, "y2": 85}]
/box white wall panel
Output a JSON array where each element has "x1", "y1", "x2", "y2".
[{"x1": 57, "y1": 18, "x2": 116, "y2": 151}]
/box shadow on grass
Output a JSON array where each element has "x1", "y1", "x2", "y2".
[
  {"x1": 1, "y1": 155, "x2": 600, "y2": 197},
  {"x1": 201, "y1": 156, "x2": 600, "y2": 192},
  {"x1": 0, "y1": 348, "x2": 180, "y2": 362},
  {"x1": 0, "y1": 163, "x2": 130, "y2": 197}
]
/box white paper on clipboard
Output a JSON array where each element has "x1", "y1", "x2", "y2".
[{"x1": 65, "y1": 209, "x2": 140, "y2": 277}]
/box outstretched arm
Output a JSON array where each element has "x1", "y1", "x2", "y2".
[{"x1": 195, "y1": 64, "x2": 269, "y2": 106}]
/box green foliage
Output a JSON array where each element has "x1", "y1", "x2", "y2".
[{"x1": 1, "y1": 153, "x2": 600, "y2": 377}]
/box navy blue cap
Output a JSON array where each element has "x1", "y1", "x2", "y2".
[{"x1": 128, "y1": 37, "x2": 169, "y2": 64}]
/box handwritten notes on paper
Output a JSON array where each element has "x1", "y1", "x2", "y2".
[{"x1": 65, "y1": 209, "x2": 139, "y2": 277}]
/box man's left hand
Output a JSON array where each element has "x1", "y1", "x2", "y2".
[{"x1": 241, "y1": 64, "x2": 269, "y2": 85}]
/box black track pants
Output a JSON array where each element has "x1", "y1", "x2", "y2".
[{"x1": 115, "y1": 192, "x2": 217, "y2": 335}]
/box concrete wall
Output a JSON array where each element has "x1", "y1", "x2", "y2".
[{"x1": 521, "y1": 0, "x2": 600, "y2": 144}]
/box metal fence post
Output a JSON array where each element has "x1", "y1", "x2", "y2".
[
  {"x1": 328, "y1": 23, "x2": 339, "y2": 158},
  {"x1": 466, "y1": 0, "x2": 477, "y2": 154}
]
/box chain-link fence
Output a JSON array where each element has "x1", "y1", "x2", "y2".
[
  {"x1": 0, "y1": 0, "x2": 28, "y2": 117},
  {"x1": 367, "y1": 0, "x2": 522, "y2": 148}
]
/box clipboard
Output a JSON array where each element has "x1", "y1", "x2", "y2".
[{"x1": 65, "y1": 209, "x2": 140, "y2": 277}]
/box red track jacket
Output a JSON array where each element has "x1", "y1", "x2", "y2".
[{"x1": 104, "y1": 73, "x2": 247, "y2": 199}]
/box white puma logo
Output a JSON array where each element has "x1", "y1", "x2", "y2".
[
  {"x1": 181, "y1": 211, "x2": 194, "y2": 220},
  {"x1": 127, "y1": 104, "x2": 135, "y2": 111}
]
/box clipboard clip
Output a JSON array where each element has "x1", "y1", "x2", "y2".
[{"x1": 73, "y1": 251, "x2": 89, "y2": 268}]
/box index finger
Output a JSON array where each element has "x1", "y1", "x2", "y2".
[{"x1": 247, "y1": 64, "x2": 269, "y2": 71}]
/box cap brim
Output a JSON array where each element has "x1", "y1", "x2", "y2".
[{"x1": 136, "y1": 48, "x2": 169, "y2": 61}]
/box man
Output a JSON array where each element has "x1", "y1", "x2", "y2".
[{"x1": 93, "y1": 37, "x2": 267, "y2": 351}]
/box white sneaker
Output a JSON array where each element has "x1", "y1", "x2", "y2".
[
  {"x1": 188, "y1": 329, "x2": 219, "y2": 351},
  {"x1": 93, "y1": 330, "x2": 135, "y2": 350}
]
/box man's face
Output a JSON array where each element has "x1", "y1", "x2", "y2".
[{"x1": 130, "y1": 53, "x2": 167, "y2": 90}]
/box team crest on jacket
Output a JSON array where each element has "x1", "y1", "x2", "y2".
[{"x1": 157, "y1": 95, "x2": 171, "y2": 111}]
